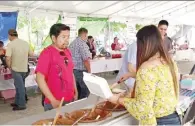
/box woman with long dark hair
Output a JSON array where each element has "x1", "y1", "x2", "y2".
[{"x1": 108, "y1": 25, "x2": 180, "y2": 125}]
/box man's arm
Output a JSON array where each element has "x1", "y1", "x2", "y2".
[
  {"x1": 84, "y1": 60, "x2": 91, "y2": 73},
  {"x1": 35, "y1": 50, "x2": 60, "y2": 108},
  {"x1": 73, "y1": 74, "x2": 78, "y2": 100},
  {"x1": 127, "y1": 42, "x2": 137, "y2": 78},
  {"x1": 119, "y1": 42, "x2": 137, "y2": 82},
  {"x1": 5, "y1": 56, "x2": 11, "y2": 69},
  {"x1": 80, "y1": 43, "x2": 92, "y2": 73},
  {"x1": 128, "y1": 63, "x2": 136, "y2": 78},
  {"x1": 28, "y1": 46, "x2": 34, "y2": 57},
  {"x1": 36, "y1": 73, "x2": 56, "y2": 102},
  {"x1": 119, "y1": 63, "x2": 136, "y2": 82},
  {"x1": 5, "y1": 44, "x2": 12, "y2": 69}
]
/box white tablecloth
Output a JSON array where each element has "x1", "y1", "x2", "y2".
[
  {"x1": 0, "y1": 66, "x2": 37, "y2": 91},
  {"x1": 90, "y1": 58, "x2": 122, "y2": 73}
]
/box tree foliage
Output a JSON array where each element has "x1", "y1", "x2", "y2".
[
  {"x1": 135, "y1": 24, "x2": 143, "y2": 30},
  {"x1": 17, "y1": 15, "x2": 47, "y2": 33}
]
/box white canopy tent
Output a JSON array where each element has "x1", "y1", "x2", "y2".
[
  {"x1": 1, "y1": 1, "x2": 195, "y2": 48},
  {"x1": 0, "y1": 1, "x2": 195, "y2": 25}
]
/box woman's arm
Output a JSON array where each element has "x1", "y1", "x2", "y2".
[{"x1": 121, "y1": 68, "x2": 157, "y2": 125}]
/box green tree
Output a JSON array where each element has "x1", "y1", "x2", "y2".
[
  {"x1": 17, "y1": 16, "x2": 28, "y2": 30},
  {"x1": 135, "y1": 24, "x2": 143, "y2": 30},
  {"x1": 17, "y1": 15, "x2": 47, "y2": 32}
]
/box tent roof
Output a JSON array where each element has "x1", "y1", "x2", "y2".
[{"x1": 1, "y1": 1, "x2": 195, "y2": 25}]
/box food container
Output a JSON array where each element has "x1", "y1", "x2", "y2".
[
  {"x1": 111, "y1": 54, "x2": 122, "y2": 59},
  {"x1": 65, "y1": 108, "x2": 112, "y2": 123},
  {"x1": 32, "y1": 116, "x2": 76, "y2": 126},
  {"x1": 181, "y1": 79, "x2": 195, "y2": 90},
  {"x1": 96, "y1": 101, "x2": 126, "y2": 111}
]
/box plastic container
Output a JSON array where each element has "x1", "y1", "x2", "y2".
[{"x1": 180, "y1": 79, "x2": 195, "y2": 90}]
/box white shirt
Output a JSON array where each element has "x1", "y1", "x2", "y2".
[{"x1": 116, "y1": 42, "x2": 137, "y2": 88}]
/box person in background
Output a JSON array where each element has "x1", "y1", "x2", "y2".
[
  {"x1": 6, "y1": 29, "x2": 34, "y2": 111},
  {"x1": 0, "y1": 41, "x2": 6, "y2": 67},
  {"x1": 158, "y1": 20, "x2": 173, "y2": 52},
  {"x1": 35, "y1": 24, "x2": 78, "y2": 111},
  {"x1": 69, "y1": 28, "x2": 92, "y2": 100},
  {"x1": 111, "y1": 37, "x2": 123, "y2": 51},
  {"x1": 0, "y1": 41, "x2": 5, "y2": 55},
  {"x1": 116, "y1": 41, "x2": 137, "y2": 89},
  {"x1": 108, "y1": 25, "x2": 180, "y2": 125},
  {"x1": 87, "y1": 36, "x2": 96, "y2": 59},
  {"x1": 111, "y1": 37, "x2": 123, "y2": 74}
]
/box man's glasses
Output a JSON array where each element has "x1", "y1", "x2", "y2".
[{"x1": 60, "y1": 51, "x2": 68, "y2": 65}]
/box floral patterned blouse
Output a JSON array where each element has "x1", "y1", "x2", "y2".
[{"x1": 124, "y1": 63, "x2": 179, "y2": 125}]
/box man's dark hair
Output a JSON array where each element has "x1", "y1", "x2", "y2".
[
  {"x1": 88, "y1": 36, "x2": 93, "y2": 39},
  {"x1": 114, "y1": 37, "x2": 118, "y2": 40},
  {"x1": 78, "y1": 28, "x2": 88, "y2": 35},
  {"x1": 158, "y1": 20, "x2": 169, "y2": 27},
  {"x1": 0, "y1": 41, "x2": 4, "y2": 47},
  {"x1": 49, "y1": 23, "x2": 70, "y2": 38}
]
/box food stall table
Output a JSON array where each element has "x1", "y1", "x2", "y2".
[
  {"x1": 90, "y1": 58, "x2": 122, "y2": 73},
  {"x1": 4, "y1": 94, "x2": 138, "y2": 125},
  {"x1": 4, "y1": 90, "x2": 195, "y2": 125},
  {"x1": 0, "y1": 65, "x2": 37, "y2": 102}
]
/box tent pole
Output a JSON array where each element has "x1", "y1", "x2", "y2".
[
  {"x1": 108, "y1": 18, "x2": 111, "y2": 46},
  {"x1": 28, "y1": 15, "x2": 32, "y2": 43},
  {"x1": 28, "y1": 1, "x2": 45, "y2": 13}
]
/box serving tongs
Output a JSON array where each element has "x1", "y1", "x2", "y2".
[
  {"x1": 71, "y1": 111, "x2": 90, "y2": 126},
  {"x1": 110, "y1": 80, "x2": 130, "y2": 95},
  {"x1": 66, "y1": 96, "x2": 101, "y2": 124}
]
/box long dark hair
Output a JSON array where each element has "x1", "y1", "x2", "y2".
[{"x1": 131, "y1": 25, "x2": 179, "y2": 99}]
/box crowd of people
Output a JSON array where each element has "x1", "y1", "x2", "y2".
[{"x1": 2, "y1": 19, "x2": 182, "y2": 125}]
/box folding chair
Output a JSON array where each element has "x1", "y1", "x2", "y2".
[
  {"x1": 189, "y1": 64, "x2": 195, "y2": 75},
  {"x1": 182, "y1": 101, "x2": 195, "y2": 124},
  {"x1": 181, "y1": 63, "x2": 195, "y2": 124}
]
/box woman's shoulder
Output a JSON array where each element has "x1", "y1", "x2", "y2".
[
  {"x1": 138, "y1": 60, "x2": 167, "y2": 75},
  {"x1": 139, "y1": 60, "x2": 158, "y2": 70}
]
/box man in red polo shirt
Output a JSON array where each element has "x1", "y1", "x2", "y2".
[{"x1": 35, "y1": 23, "x2": 78, "y2": 111}]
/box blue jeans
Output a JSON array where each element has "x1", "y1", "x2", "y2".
[
  {"x1": 11, "y1": 70, "x2": 27, "y2": 108},
  {"x1": 73, "y1": 69, "x2": 89, "y2": 100},
  {"x1": 157, "y1": 112, "x2": 181, "y2": 125},
  {"x1": 44, "y1": 103, "x2": 54, "y2": 111}
]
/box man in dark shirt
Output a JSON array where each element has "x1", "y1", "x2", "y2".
[{"x1": 158, "y1": 20, "x2": 173, "y2": 52}]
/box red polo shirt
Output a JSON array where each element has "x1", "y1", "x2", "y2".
[{"x1": 35, "y1": 46, "x2": 75, "y2": 104}]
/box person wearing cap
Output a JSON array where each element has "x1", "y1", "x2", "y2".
[{"x1": 6, "y1": 29, "x2": 33, "y2": 111}]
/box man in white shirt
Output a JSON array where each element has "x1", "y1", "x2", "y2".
[{"x1": 116, "y1": 42, "x2": 137, "y2": 88}]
